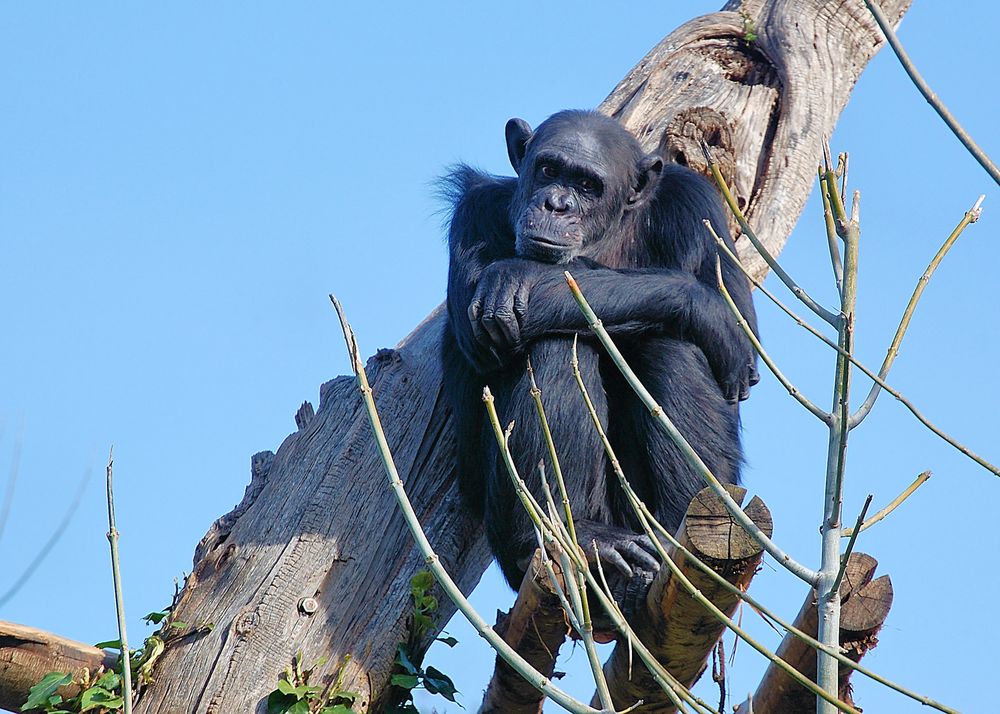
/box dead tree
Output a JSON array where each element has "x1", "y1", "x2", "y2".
[{"x1": 0, "y1": 1, "x2": 912, "y2": 711}]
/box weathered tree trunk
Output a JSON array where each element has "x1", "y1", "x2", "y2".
[{"x1": 0, "y1": 1, "x2": 912, "y2": 712}]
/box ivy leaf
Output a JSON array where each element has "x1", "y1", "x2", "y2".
[
  {"x1": 276, "y1": 679, "x2": 298, "y2": 697},
  {"x1": 79, "y1": 685, "x2": 125, "y2": 712},
  {"x1": 287, "y1": 700, "x2": 310, "y2": 714},
  {"x1": 328, "y1": 689, "x2": 359, "y2": 704},
  {"x1": 23, "y1": 672, "x2": 72, "y2": 710},
  {"x1": 436, "y1": 635, "x2": 458, "y2": 648},
  {"x1": 410, "y1": 570, "x2": 434, "y2": 595},
  {"x1": 390, "y1": 673, "x2": 420, "y2": 690},
  {"x1": 395, "y1": 645, "x2": 419, "y2": 675},
  {"x1": 94, "y1": 639, "x2": 122, "y2": 650},
  {"x1": 267, "y1": 690, "x2": 299, "y2": 714},
  {"x1": 95, "y1": 669, "x2": 121, "y2": 691},
  {"x1": 320, "y1": 707, "x2": 356, "y2": 714},
  {"x1": 423, "y1": 667, "x2": 459, "y2": 703},
  {"x1": 143, "y1": 610, "x2": 168, "y2": 625}
]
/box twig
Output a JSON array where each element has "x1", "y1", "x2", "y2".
[
  {"x1": 818, "y1": 168, "x2": 844, "y2": 296},
  {"x1": 0, "y1": 468, "x2": 92, "y2": 608},
  {"x1": 706, "y1": 225, "x2": 830, "y2": 423},
  {"x1": 702, "y1": 141, "x2": 840, "y2": 327},
  {"x1": 329, "y1": 295, "x2": 601, "y2": 714},
  {"x1": 830, "y1": 495, "x2": 873, "y2": 595},
  {"x1": 0, "y1": 441, "x2": 21, "y2": 546},
  {"x1": 711, "y1": 236, "x2": 1000, "y2": 478},
  {"x1": 851, "y1": 196, "x2": 985, "y2": 426},
  {"x1": 565, "y1": 271, "x2": 819, "y2": 586},
  {"x1": 568, "y1": 343, "x2": 860, "y2": 714},
  {"x1": 106, "y1": 449, "x2": 134, "y2": 714},
  {"x1": 842, "y1": 471, "x2": 932, "y2": 538},
  {"x1": 863, "y1": 0, "x2": 1000, "y2": 187}
]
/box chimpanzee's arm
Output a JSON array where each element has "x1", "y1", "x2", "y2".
[{"x1": 442, "y1": 166, "x2": 519, "y2": 372}]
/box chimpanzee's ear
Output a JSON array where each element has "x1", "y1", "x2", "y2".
[
  {"x1": 505, "y1": 118, "x2": 533, "y2": 174},
  {"x1": 627, "y1": 153, "x2": 664, "y2": 208}
]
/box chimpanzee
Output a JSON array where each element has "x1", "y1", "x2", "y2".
[{"x1": 441, "y1": 110, "x2": 758, "y2": 597}]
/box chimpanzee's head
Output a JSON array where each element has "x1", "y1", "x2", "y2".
[{"x1": 505, "y1": 110, "x2": 664, "y2": 263}]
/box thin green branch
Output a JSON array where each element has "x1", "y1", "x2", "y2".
[
  {"x1": 494, "y1": 381, "x2": 703, "y2": 713},
  {"x1": 106, "y1": 449, "x2": 134, "y2": 714},
  {"x1": 842, "y1": 471, "x2": 931, "y2": 538},
  {"x1": 851, "y1": 196, "x2": 985, "y2": 427},
  {"x1": 568, "y1": 346, "x2": 859, "y2": 714},
  {"x1": 712, "y1": 238, "x2": 1000, "y2": 478},
  {"x1": 330, "y1": 295, "x2": 603, "y2": 714},
  {"x1": 829, "y1": 495, "x2": 873, "y2": 596},
  {"x1": 702, "y1": 142, "x2": 840, "y2": 327},
  {"x1": 572, "y1": 351, "x2": 956, "y2": 712},
  {"x1": 528, "y1": 359, "x2": 580, "y2": 556},
  {"x1": 565, "y1": 270, "x2": 819, "y2": 586},
  {"x1": 705, "y1": 223, "x2": 830, "y2": 423},
  {"x1": 818, "y1": 168, "x2": 845, "y2": 296},
  {"x1": 863, "y1": 0, "x2": 1000, "y2": 187}
]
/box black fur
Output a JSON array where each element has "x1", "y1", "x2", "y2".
[{"x1": 441, "y1": 110, "x2": 759, "y2": 590}]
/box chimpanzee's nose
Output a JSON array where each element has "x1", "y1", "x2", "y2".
[{"x1": 545, "y1": 191, "x2": 576, "y2": 214}]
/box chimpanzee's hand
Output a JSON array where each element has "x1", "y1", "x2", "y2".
[
  {"x1": 572, "y1": 519, "x2": 660, "y2": 579},
  {"x1": 468, "y1": 258, "x2": 547, "y2": 362},
  {"x1": 700, "y1": 319, "x2": 759, "y2": 404}
]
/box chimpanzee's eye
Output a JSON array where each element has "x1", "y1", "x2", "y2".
[
  {"x1": 540, "y1": 163, "x2": 558, "y2": 179},
  {"x1": 578, "y1": 177, "x2": 597, "y2": 192}
]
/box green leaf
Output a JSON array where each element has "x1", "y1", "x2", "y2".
[
  {"x1": 169, "y1": 620, "x2": 187, "y2": 629},
  {"x1": 410, "y1": 570, "x2": 434, "y2": 595},
  {"x1": 423, "y1": 667, "x2": 458, "y2": 702},
  {"x1": 94, "y1": 639, "x2": 122, "y2": 650},
  {"x1": 95, "y1": 669, "x2": 121, "y2": 691},
  {"x1": 143, "y1": 610, "x2": 168, "y2": 624},
  {"x1": 436, "y1": 636, "x2": 458, "y2": 648},
  {"x1": 328, "y1": 689, "x2": 359, "y2": 704},
  {"x1": 267, "y1": 690, "x2": 298, "y2": 714},
  {"x1": 79, "y1": 685, "x2": 125, "y2": 712},
  {"x1": 276, "y1": 679, "x2": 299, "y2": 697},
  {"x1": 385, "y1": 703, "x2": 420, "y2": 714},
  {"x1": 23, "y1": 672, "x2": 73, "y2": 710},
  {"x1": 287, "y1": 700, "x2": 310, "y2": 714},
  {"x1": 395, "y1": 645, "x2": 419, "y2": 675},
  {"x1": 320, "y1": 707, "x2": 356, "y2": 714},
  {"x1": 390, "y1": 674, "x2": 420, "y2": 690}
]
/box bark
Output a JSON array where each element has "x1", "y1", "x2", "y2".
[
  {"x1": 0, "y1": 621, "x2": 117, "y2": 713},
  {"x1": 734, "y1": 553, "x2": 894, "y2": 713},
  {"x1": 599, "y1": 486, "x2": 772, "y2": 713},
  {"x1": 0, "y1": 1, "x2": 913, "y2": 711}
]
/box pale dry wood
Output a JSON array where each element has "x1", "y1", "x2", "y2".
[
  {"x1": 601, "y1": 0, "x2": 913, "y2": 282},
  {"x1": 0, "y1": 620, "x2": 117, "y2": 712},
  {"x1": 735, "y1": 553, "x2": 894, "y2": 714},
  {"x1": 0, "y1": 2, "x2": 911, "y2": 712},
  {"x1": 598, "y1": 485, "x2": 772, "y2": 713}
]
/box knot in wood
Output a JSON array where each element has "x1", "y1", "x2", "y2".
[
  {"x1": 660, "y1": 107, "x2": 736, "y2": 183},
  {"x1": 234, "y1": 608, "x2": 260, "y2": 638}
]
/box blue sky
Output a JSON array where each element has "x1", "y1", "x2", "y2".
[{"x1": 1, "y1": 3, "x2": 997, "y2": 713}]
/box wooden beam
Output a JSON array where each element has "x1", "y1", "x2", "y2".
[{"x1": 0, "y1": 620, "x2": 117, "y2": 713}]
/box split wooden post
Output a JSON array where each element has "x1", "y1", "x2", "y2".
[{"x1": 735, "y1": 553, "x2": 893, "y2": 713}]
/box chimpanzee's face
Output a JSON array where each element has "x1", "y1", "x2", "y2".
[{"x1": 505, "y1": 111, "x2": 662, "y2": 263}]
